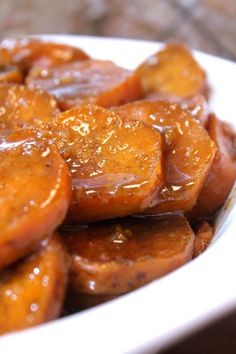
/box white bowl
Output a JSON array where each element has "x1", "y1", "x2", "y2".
[{"x1": 1, "y1": 35, "x2": 236, "y2": 354}]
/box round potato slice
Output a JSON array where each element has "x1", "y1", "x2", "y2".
[
  {"x1": 0, "y1": 233, "x2": 70, "y2": 335},
  {"x1": 0, "y1": 129, "x2": 71, "y2": 270},
  {"x1": 193, "y1": 222, "x2": 214, "y2": 258},
  {"x1": 188, "y1": 114, "x2": 236, "y2": 220},
  {"x1": 136, "y1": 43, "x2": 208, "y2": 98},
  {"x1": 51, "y1": 105, "x2": 163, "y2": 222},
  {"x1": 26, "y1": 59, "x2": 143, "y2": 110},
  {"x1": 115, "y1": 101, "x2": 216, "y2": 213},
  {"x1": 0, "y1": 38, "x2": 89, "y2": 71},
  {"x1": 0, "y1": 84, "x2": 59, "y2": 135},
  {"x1": 145, "y1": 92, "x2": 208, "y2": 126},
  {"x1": 63, "y1": 214, "x2": 194, "y2": 295},
  {"x1": 0, "y1": 65, "x2": 23, "y2": 84}
]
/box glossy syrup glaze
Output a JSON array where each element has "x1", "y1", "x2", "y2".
[
  {"x1": 0, "y1": 84, "x2": 59, "y2": 135},
  {"x1": 0, "y1": 129, "x2": 71, "y2": 270},
  {"x1": 188, "y1": 114, "x2": 236, "y2": 220},
  {"x1": 51, "y1": 105, "x2": 163, "y2": 222},
  {"x1": 26, "y1": 59, "x2": 143, "y2": 110},
  {"x1": 0, "y1": 233, "x2": 70, "y2": 335},
  {"x1": 145, "y1": 92, "x2": 208, "y2": 126},
  {"x1": 63, "y1": 213, "x2": 194, "y2": 295},
  {"x1": 115, "y1": 100, "x2": 216, "y2": 213}
]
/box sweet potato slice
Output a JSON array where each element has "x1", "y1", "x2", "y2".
[
  {"x1": 63, "y1": 214, "x2": 194, "y2": 295},
  {"x1": 52, "y1": 105, "x2": 163, "y2": 222},
  {"x1": 0, "y1": 129, "x2": 71, "y2": 270},
  {"x1": 145, "y1": 92, "x2": 208, "y2": 126},
  {"x1": 115, "y1": 101, "x2": 216, "y2": 213},
  {"x1": 193, "y1": 222, "x2": 214, "y2": 257},
  {"x1": 0, "y1": 84, "x2": 59, "y2": 135},
  {"x1": 188, "y1": 114, "x2": 236, "y2": 220},
  {"x1": 0, "y1": 65, "x2": 23, "y2": 84},
  {"x1": 136, "y1": 43, "x2": 208, "y2": 98},
  {"x1": 0, "y1": 233, "x2": 69, "y2": 335},
  {"x1": 0, "y1": 38, "x2": 89, "y2": 71},
  {"x1": 26, "y1": 59, "x2": 143, "y2": 110}
]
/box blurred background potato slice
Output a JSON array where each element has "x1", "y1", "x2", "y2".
[
  {"x1": 0, "y1": 38, "x2": 89, "y2": 71},
  {"x1": 136, "y1": 43, "x2": 208, "y2": 98}
]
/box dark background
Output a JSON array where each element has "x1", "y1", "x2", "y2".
[{"x1": 1, "y1": 0, "x2": 236, "y2": 353}]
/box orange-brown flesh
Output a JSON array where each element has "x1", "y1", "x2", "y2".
[
  {"x1": 26, "y1": 59, "x2": 143, "y2": 110},
  {"x1": 0, "y1": 84, "x2": 59, "y2": 135},
  {"x1": 52, "y1": 105, "x2": 163, "y2": 222},
  {"x1": 188, "y1": 114, "x2": 236, "y2": 220},
  {"x1": 115, "y1": 100, "x2": 216, "y2": 213},
  {"x1": 0, "y1": 233, "x2": 70, "y2": 335},
  {"x1": 0, "y1": 38, "x2": 89, "y2": 71},
  {"x1": 0, "y1": 65, "x2": 23, "y2": 84},
  {"x1": 193, "y1": 222, "x2": 214, "y2": 257},
  {"x1": 136, "y1": 43, "x2": 208, "y2": 98},
  {"x1": 0, "y1": 129, "x2": 71, "y2": 270},
  {"x1": 145, "y1": 92, "x2": 208, "y2": 126},
  {"x1": 63, "y1": 214, "x2": 194, "y2": 295}
]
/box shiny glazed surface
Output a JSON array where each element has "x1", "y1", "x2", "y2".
[
  {"x1": 189, "y1": 114, "x2": 236, "y2": 220},
  {"x1": 116, "y1": 100, "x2": 216, "y2": 213},
  {"x1": 0, "y1": 233, "x2": 69, "y2": 335},
  {"x1": 145, "y1": 92, "x2": 208, "y2": 126},
  {"x1": 0, "y1": 129, "x2": 71, "y2": 269},
  {"x1": 26, "y1": 59, "x2": 143, "y2": 110},
  {"x1": 0, "y1": 84, "x2": 59, "y2": 135},
  {"x1": 51, "y1": 105, "x2": 163, "y2": 222},
  {"x1": 64, "y1": 214, "x2": 194, "y2": 295}
]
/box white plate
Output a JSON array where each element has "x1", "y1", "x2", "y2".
[{"x1": 1, "y1": 36, "x2": 236, "y2": 354}]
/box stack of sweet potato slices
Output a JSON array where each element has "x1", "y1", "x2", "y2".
[{"x1": 0, "y1": 38, "x2": 235, "y2": 334}]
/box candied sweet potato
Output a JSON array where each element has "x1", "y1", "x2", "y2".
[
  {"x1": 0, "y1": 129, "x2": 71, "y2": 270},
  {"x1": 0, "y1": 65, "x2": 23, "y2": 84},
  {"x1": 63, "y1": 214, "x2": 194, "y2": 295},
  {"x1": 136, "y1": 43, "x2": 208, "y2": 98},
  {"x1": 193, "y1": 222, "x2": 214, "y2": 257},
  {"x1": 145, "y1": 92, "x2": 208, "y2": 126},
  {"x1": 51, "y1": 105, "x2": 163, "y2": 222},
  {"x1": 0, "y1": 84, "x2": 59, "y2": 135},
  {"x1": 115, "y1": 101, "x2": 216, "y2": 213},
  {"x1": 0, "y1": 233, "x2": 69, "y2": 335},
  {"x1": 26, "y1": 59, "x2": 143, "y2": 110},
  {"x1": 0, "y1": 38, "x2": 89, "y2": 71},
  {"x1": 188, "y1": 114, "x2": 236, "y2": 220}
]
